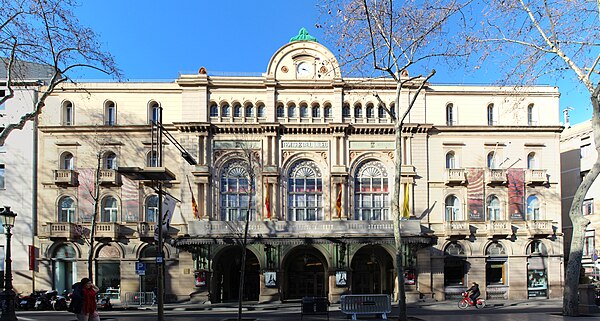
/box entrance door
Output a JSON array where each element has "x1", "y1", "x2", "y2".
[
  {"x1": 350, "y1": 246, "x2": 393, "y2": 295},
  {"x1": 285, "y1": 251, "x2": 326, "y2": 299},
  {"x1": 213, "y1": 247, "x2": 260, "y2": 303},
  {"x1": 54, "y1": 260, "x2": 73, "y2": 293}
]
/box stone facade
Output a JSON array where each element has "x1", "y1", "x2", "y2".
[{"x1": 35, "y1": 33, "x2": 563, "y2": 303}]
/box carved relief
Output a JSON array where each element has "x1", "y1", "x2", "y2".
[
  {"x1": 387, "y1": 151, "x2": 394, "y2": 160},
  {"x1": 281, "y1": 66, "x2": 289, "y2": 73}
]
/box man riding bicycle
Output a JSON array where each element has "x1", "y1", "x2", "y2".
[{"x1": 466, "y1": 282, "x2": 480, "y2": 305}]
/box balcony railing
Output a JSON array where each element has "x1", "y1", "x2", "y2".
[
  {"x1": 445, "y1": 168, "x2": 466, "y2": 184},
  {"x1": 444, "y1": 221, "x2": 470, "y2": 237},
  {"x1": 486, "y1": 169, "x2": 507, "y2": 185},
  {"x1": 44, "y1": 222, "x2": 80, "y2": 239},
  {"x1": 487, "y1": 220, "x2": 512, "y2": 237},
  {"x1": 526, "y1": 169, "x2": 548, "y2": 185},
  {"x1": 526, "y1": 220, "x2": 553, "y2": 237},
  {"x1": 99, "y1": 169, "x2": 122, "y2": 186},
  {"x1": 138, "y1": 222, "x2": 154, "y2": 238},
  {"x1": 187, "y1": 220, "x2": 421, "y2": 238},
  {"x1": 53, "y1": 169, "x2": 78, "y2": 186}
]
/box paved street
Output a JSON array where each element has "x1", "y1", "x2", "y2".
[{"x1": 13, "y1": 299, "x2": 600, "y2": 321}]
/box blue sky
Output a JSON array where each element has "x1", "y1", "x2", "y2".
[{"x1": 74, "y1": 0, "x2": 591, "y2": 125}]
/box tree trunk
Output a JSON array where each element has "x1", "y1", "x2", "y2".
[
  {"x1": 87, "y1": 153, "x2": 101, "y2": 280},
  {"x1": 563, "y1": 84, "x2": 600, "y2": 316}
]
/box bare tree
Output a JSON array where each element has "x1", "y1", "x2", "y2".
[
  {"x1": 0, "y1": 0, "x2": 120, "y2": 145},
  {"x1": 320, "y1": 1, "x2": 471, "y2": 320},
  {"x1": 460, "y1": 0, "x2": 600, "y2": 315}
]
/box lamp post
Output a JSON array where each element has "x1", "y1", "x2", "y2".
[
  {"x1": 118, "y1": 107, "x2": 196, "y2": 321},
  {"x1": 0, "y1": 206, "x2": 17, "y2": 321}
]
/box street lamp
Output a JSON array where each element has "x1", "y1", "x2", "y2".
[{"x1": 0, "y1": 206, "x2": 17, "y2": 321}]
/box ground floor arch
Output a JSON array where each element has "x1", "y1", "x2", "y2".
[
  {"x1": 350, "y1": 245, "x2": 394, "y2": 295},
  {"x1": 283, "y1": 246, "x2": 328, "y2": 300},
  {"x1": 211, "y1": 246, "x2": 260, "y2": 303}
]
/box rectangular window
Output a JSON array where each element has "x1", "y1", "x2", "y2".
[
  {"x1": 106, "y1": 106, "x2": 116, "y2": 126},
  {"x1": 0, "y1": 89, "x2": 5, "y2": 111},
  {"x1": 0, "y1": 164, "x2": 5, "y2": 189},
  {"x1": 583, "y1": 199, "x2": 594, "y2": 216},
  {"x1": 486, "y1": 261, "x2": 506, "y2": 285},
  {"x1": 584, "y1": 230, "x2": 595, "y2": 256},
  {"x1": 444, "y1": 259, "x2": 465, "y2": 286},
  {"x1": 581, "y1": 143, "x2": 592, "y2": 159}
]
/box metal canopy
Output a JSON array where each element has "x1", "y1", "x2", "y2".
[{"x1": 117, "y1": 166, "x2": 176, "y2": 181}]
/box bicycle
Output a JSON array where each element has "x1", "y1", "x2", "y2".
[{"x1": 458, "y1": 292, "x2": 486, "y2": 309}]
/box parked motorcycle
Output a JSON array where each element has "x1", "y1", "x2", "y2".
[
  {"x1": 98, "y1": 295, "x2": 112, "y2": 311},
  {"x1": 51, "y1": 290, "x2": 68, "y2": 311},
  {"x1": 17, "y1": 292, "x2": 39, "y2": 310},
  {"x1": 34, "y1": 290, "x2": 56, "y2": 310}
]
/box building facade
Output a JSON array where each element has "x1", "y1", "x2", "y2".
[
  {"x1": 36, "y1": 31, "x2": 563, "y2": 303},
  {"x1": 561, "y1": 120, "x2": 600, "y2": 281}
]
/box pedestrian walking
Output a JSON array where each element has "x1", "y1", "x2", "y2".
[{"x1": 75, "y1": 277, "x2": 100, "y2": 321}]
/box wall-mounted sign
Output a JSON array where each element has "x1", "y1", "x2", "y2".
[
  {"x1": 264, "y1": 271, "x2": 277, "y2": 288},
  {"x1": 335, "y1": 270, "x2": 347, "y2": 287},
  {"x1": 282, "y1": 141, "x2": 328, "y2": 149}
]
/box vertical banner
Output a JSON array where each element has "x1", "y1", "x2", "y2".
[
  {"x1": 467, "y1": 168, "x2": 484, "y2": 221},
  {"x1": 508, "y1": 169, "x2": 525, "y2": 220},
  {"x1": 187, "y1": 176, "x2": 199, "y2": 219},
  {"x1": 265, "y1": 183, "x2": 271, "y2": 219},
  {"x1": 122, "y1": 176, "x2": 140, "y2": 222},
  {"x1": 402, "y1": 183, "x2": 410, "y2": 219},
  {"x1": 336, "y1": 183, "x2": 342, "y2": 218},
  {"x1": 77, "y1": 168, "x2": 95, "y2": 222},
  {"x1": 154, "y1": 194, "x2": 177, "y2": 241}
]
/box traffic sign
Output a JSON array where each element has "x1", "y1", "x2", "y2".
[{"x1": 135, "y1": 261, "x2": 146, "y2": 275}]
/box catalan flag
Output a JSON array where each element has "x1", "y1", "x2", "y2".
[
  {"x1": 402, "y1": 183, "x2": 410, "y2": 219},
  {"x1": 336, "y1": 183, "x2": 342, "y2": 218},
  {"x1": 187, "y1": 176, "x2": 199, "y2": 219},
  {"x1": 265, "y1": 183, "x2": 271, "y2": 219}
]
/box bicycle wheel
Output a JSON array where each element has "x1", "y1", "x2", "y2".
[
  {"x1": 458, "y1": 299, "x2": 469, "y2": 309},
  {"x1": 475, "y1": 299, "x2": 486, "y2": 309}
]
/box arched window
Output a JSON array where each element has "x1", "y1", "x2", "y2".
[
  {"x1": 233, "y1": 103, "x2": 242, "y2": 117},
  {"x1": 446, "y1": 103, "x2": 455, "y2": 126},
  {"x1": 311, "y1": 103, "x2": 320, "y2": 118},
  {"x1": 61, "y1": 152, "x2": 74, "y2": 170},
  {"x1": 58, "y1": 196, "x2": 75, "y2": 223},
  {"x1": 220, "y1": 160, "x2": 255, "y2": 221},
  {"x1": 105, "y1": 101, "x2": 116, "y2": 126},
  {"x1": 445, "y1": 151, "x2": 456, "y2": 169},
  {"x1": 276, "y1": 103, "x2": 285, "y2": 118},
  {"x1": 487, "y1": 152, "x2": 497, "y2": 169},
  {"x1": 209, "y1": 102, "x2": 218, "y2": 117},
  {"x1": 354, "y1": 103, "x2": 362, "y2": 118},
  {"x1": 526, "y1": 240, "x2": 548, "y2": 255},
  {"x1": 245, "y1": 103, "x2": 254, "y2": 118},
  {"x1": 445, "y1": 195, "x2": 462, "y2": 221},
  {"x1": 104, "y1": 152, "x2": 117, "y2": 170},
  {"x1": 487, "y1": 195, "x2": 501, "y2": 220},
  {"x1": 101, "y1": 196, "x2": 118, "y2": 222},
  {"x1": 145, "y1": 195, "x2": 158, "y2": 222},
  {"x1": 257, "y1": 103, "x2": 265, "y2": 118},
  {"x1": 487, "y1": 103, "x2": 495, "y2": 126},
  {"x1": 342, "y1": 103, "x2": 350, "y2": 118},
  {"x1": 486, "y1": 242, "x2": 506, "y2": 256},
  {"x1": 527, "y1": 195, "x2": 541, "y2": 220},
  {"x1": 366, "y1": 103, "x2": 375, "y2": 119},
  {"x1": 389, "y1": 102, "x2": 396, "y2": 117},
  {"x1": 527, "y1": 103, "x2": 536, "y2": 126},
  {"x1": 288, "y1": 160, "x2": 323, "y2": 221},
  {"x1": 62, "y1": 101, "x2": 74, "y2": 126},
  {"x1": 324, "y1": 103, "x2": 332, "y2": 118},
  {"x1": 527, "y1": 152, "x2": 538, "y2": 169},
  {"x1": 300, "y1": 103, "x2": 308, "y2": 118},
  {"x1": 288, "y1": 103, "x2": 296, "y2": 118},
  {"x1": 147, "y1": 151, "x2": 158, "y2": 167},
  {"x1": 378, "y1": 105, "x2": 386, "y2": 119},
  {"x1": 354, "y1": 161, "x2": 389, "y2": 220},
  {"x1": 149, "y1": 101, "x2": 160, "y2": 124},
  {"x1": 221, "y1": 103, "x2": 230, "y2": 117},
  {"x1": 445, "y1": 242, "x2": 465, "y2": 256}
]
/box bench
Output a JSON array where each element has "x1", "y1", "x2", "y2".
[
  {"x1": 340, "y1": 294, "x2": 391, "y2": 320},
  {"x1": 301, "y1": 296, "x2": 329, "y2": 320}
]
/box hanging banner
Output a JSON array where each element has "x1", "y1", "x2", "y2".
[
  {"x1": 467, "y1": 168, "x2": 484, "y2": 221},
  {"x1": 154, "y1": 194, "x2": 177, "y2": 241},
  {"x1": 507, "y1": 169, "x2": 525, "y2": 220}
]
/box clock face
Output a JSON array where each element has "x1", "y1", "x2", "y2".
[{"x1": 296, "y1": 62, "x2": 312, "y2": 77}]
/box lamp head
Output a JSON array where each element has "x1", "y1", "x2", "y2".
[
  {"x1": 181, "y1": 152, "x2": 198, "y2": 166},
  {"x1": 0, "y1": 206, "x2": 17, "y2": 228}
]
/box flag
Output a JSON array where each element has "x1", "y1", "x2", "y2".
[
  {"x1": 265, "y1": 183, "x2": 271, "y2": 219},
  {"x1": 402, "y1": 183, "x2": 410, "y2": 219},
  {"x1": 336, "y1": 183, "x2": 342, "y2": 218},
  {"x1": 187, "y1": 176, "x2": 199, "y2": 219}
]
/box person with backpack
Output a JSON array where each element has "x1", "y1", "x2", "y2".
[{"x1": 70, "y1": 278, "x2": 100, "y2": 321}]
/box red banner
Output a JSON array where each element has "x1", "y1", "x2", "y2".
[{"x1": 507, "y1": 169, "x2": 525, "y2": 220}]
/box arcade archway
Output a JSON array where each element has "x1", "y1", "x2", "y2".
[
  {"x1": 212, "y1": 247, "x2": 260, "y2": 302},
  {"x1": 284, "y1": 247, "x2": 328, "y2": 300},
  {"x1": 350, "y1": 245, "x2": 393, "y2": 294}
]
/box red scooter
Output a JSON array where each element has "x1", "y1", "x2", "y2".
[{"x1": 458, "y1": 291, "x2": 486, "y2": 309}]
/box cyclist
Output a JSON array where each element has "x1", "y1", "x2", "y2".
[{"x1": 466, "y1": 282, "x2": 480, "y2": 305}]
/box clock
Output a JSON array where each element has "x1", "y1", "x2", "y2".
[{"x1": 296, "y1": 62, "x2": 312, "y2": 77}]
